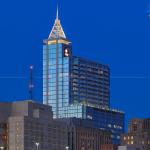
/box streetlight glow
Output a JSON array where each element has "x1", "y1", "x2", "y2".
[
  {"x1": 65, "y1": 146, "x2": 69, "y2": 150},
  {"x1": 0, "y1": 146, "x2": 4, "y2": 150},
  {"x1": 35, "y1": 142, "x2": 39, "y2": 150}
]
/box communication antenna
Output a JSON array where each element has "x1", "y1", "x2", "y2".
[{"x1": 29, "y1": 65, "x2": 34, "y2": 100}]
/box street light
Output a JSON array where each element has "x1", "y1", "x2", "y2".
[
  {"x1": 65, "y1": 146, "x2": 69, "y2": 150},
  {"x1": 35, "y1": 142, "x2": 39, "y2": 150},
  {"x1": 0, "y1": 146, "x2": 4, "y2": 150}
]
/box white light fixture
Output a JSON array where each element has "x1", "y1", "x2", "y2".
[
  {"x1": 35, "y1": 142, "x2": 39, "y2": 150},
  {"x1": 0, "y1": 146, "x2": 4, "y2": 150},
  {"x1": 65, "y1": 146, "x2": 69, "y2": 150}
]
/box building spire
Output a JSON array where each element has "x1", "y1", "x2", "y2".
[
  {"x1": 49, "y1": 5, "x2": 66, "y2": 39},
  {"x1": 56, "y1": 5, "x2": 59, "y2": 20}
]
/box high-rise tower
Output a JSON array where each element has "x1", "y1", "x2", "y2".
[
  {"x1": 43, "y1": 7, "x2": 72, "y2": 118},
  {"x1": 43, "y1": 7, "x2": 124, "y2": 144},
  {"x1": 43, "y1": 7, "x2": 110, "y2": 117}
]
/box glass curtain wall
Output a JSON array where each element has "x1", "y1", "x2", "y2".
[{"x1": 43, "y1": 40, "x2": 70, "y2": 118}]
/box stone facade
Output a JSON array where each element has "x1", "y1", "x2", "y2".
[{"x1": 0, "y1": 100, "x2": 68, "y2": 150}]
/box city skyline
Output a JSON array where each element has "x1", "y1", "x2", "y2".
[{"x1": 0, "y1": 0, "x2": 150, "y2": 126}]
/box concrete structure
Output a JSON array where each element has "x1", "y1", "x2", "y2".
[
  {"x1": 0, "y1": 100, "x2": 68, "y2": 150},
  {"x1": 121, "y1": 118, "x2": 150, "y2": 150},
  {"x1": 57, "y1": 106, "x2": 124, "y2": 144},
  {"x1": 0, "y1": 100, "x2": 123, "y2": 150},
  {"x1": 43, "y1": 7, "x2": 125, "y2": 145},
  {"x1": 74, "y1": 127, "x2": 111, "y2": 150},
  {"x1": 0, "y1": 103, "x2": 12, "y2": 149},
  {"x1": 57, "y1": 118, "x2": 112, "y2": 150}
]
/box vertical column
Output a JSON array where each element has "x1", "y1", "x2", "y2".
[
  {"x1": 56, "y1": 39, "x2": 59, "y2": 118},
  {"x1": 46, "y1": 41, "x2": 49, "y2": 105}
]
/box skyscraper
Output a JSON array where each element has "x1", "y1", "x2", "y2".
[
  {"x1": 43, "y1": 7, "x2": 124, "y2": 144},
  {"x1": 71, "y1": 56, "x2": 110, "y2": 108},
  {"x1": 43, "y1": 13, "x2": 72, "y2": 118},
  {"x1": 43, "y1": 7, "x2": 110, "y2": 118}
]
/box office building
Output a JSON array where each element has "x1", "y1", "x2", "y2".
[
  {"x1": 57, "y1": 106, "x2": 124, "y2": 144},
  {"x1": 0, "y1": 100, "x2": 68, "y2": 150},
  {"x1": 0, "y1": 101, "x2": 117, "y2": 150},
  {"x1": 43, "y1": 7, "x2": 124, "y2": 145},
  {"x1": 0, "y1": 103, "x2": 10, "y2": 149},
  {"x1": 71, "y1": 126, "x2": 111, "y2": 150},
  {"x1": 43, "y1": 8, "x2": 110, "y2": 118},
  {"x1": 57, "y1": 118, "x2": 112, "y2": 150},
  {"x1": 71, "y1": 56, "x2": 110, "y2": 108},
  {"x1": 56, "y1": 105, "x2": 124, "y2": 145},
  {"x1": 121, "y1": 118, "x2": 150, "y2": 150},
  {"x1": 85, "y1": 107, "x2": 124, "y2": 145}
]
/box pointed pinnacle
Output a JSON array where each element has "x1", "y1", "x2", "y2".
[{"x1": 56, "y1": 5, "x2": 59, "y2": 20}]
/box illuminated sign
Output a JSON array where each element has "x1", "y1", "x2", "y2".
[{"x1": 64, "y1": 48, "x2": 70, "y2": 57}]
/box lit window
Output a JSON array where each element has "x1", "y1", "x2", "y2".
[
  {"x1": 131, "y1": 141, "x2": 134, "y2": 144},
  {"x1": 108, "y1": 124, "x2": 112, "y2": 128},
  {"x1": 124, "y1": 136, "x2": 126, "y2": 140}
]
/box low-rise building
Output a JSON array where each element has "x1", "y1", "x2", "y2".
[
  {"x1": 0, "y1": 100, "x2": 121, "y2": 150},
  {"x1": 121, "y1": 118, "x2": 150, "y2": 150},
  {"x1": 0, "y1": 100, "x2": 68, "y2": 150},
  {"x1": 57, "y1": 118, "x2": 112, "y2": 150}
]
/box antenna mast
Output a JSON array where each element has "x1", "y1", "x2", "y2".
[{"x1": 29, "y1": 65, "x2": 34, "y2": 100}]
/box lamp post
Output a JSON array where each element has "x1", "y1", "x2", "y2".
[
  {"x1": 35, "y1": 142, "x2": 39, "y2": 150},
  {"x1": 65, "y1": 146, "x2": 69, "y2": 150},
  {"x1": 0, "y1": 146, "x2": 4, "y2": 150}
]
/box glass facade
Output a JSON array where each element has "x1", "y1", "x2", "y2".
[
  {"x1": 85, "y1": 106, "x2": 124, "y2": 144},
  {"x1": 71, "y1": 56, "x2": 110, "y2": 108},
  {"x1": 43, "y1": 39, "x2": 71, "y2": 118},
  {"x1": 58, "y1": 104, "x2": 83, "y2": 118},
  {"x1": 52, "y1": 103, "x2": 124, "y2": 144},
  {"x1": 43, "y1": 38, "x2": 110, "y2": 118}
]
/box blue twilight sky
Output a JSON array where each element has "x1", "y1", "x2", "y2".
[{"x1": 0, "y1": 0, "x2": 150, "y2": 125}]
